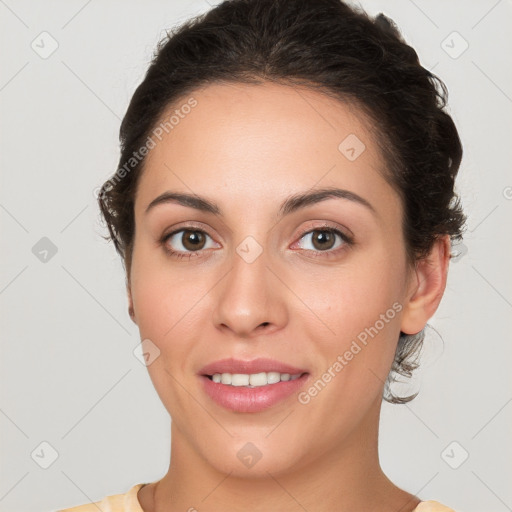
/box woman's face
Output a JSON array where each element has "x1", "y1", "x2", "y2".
[{"x1": 128, "y1": 82, "x2": 416, "y2": 477}]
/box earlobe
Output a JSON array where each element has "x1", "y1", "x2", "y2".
[
  {"x1": 127, "y1": 283, "x2": 137, "y2": 325},
  {"x1": 128, "y1": 304, "x2": 136, "y2": 324},
  {"x1": 400, "y1": 235, "x2": 451, "y2": 335}
]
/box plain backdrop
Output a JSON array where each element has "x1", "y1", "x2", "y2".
[{"x1": 1, "y1": 1, "x2": 511, "y2": 511}]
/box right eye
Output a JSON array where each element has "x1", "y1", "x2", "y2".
[{"x1": 161, "y1": 228, "x2": 219, "y2": 259}]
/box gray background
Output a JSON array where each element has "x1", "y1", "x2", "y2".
[{"x1": 1, "y1": 1, "x2": 511, "y2": 511}]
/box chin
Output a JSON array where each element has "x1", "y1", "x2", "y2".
[{"x1": 195, "y1": 431, "x2": 313, "y2": 480}]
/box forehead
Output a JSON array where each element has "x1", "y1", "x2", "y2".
[{"x1": 135, "y1": 81, "x2": 396, "y2": 219}]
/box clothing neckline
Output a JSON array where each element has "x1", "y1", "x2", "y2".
[
  {"x1": 127, "y1": 482, "x2": 451, "y2": 512},
  {"x1": 128, "y1": 483, "x2": 147, "y2": 512}
]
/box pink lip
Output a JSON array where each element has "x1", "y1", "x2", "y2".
[
  {"x1": 200, "y1": 374, "x2": 309, "y2": 413},
  {"x1": 198, "y1": 357, "x2": 307, "y2": 376},
  {"x1": 198, "y1": 358, "x2": 310, "y2": 413}
]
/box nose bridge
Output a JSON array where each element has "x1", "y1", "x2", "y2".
[{"x1": 211, "y1": 236, "x2": 286, "y2": 336}]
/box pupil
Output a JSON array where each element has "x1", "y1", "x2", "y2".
[
  {"x1": 314, "y1": 231, "x2": 334, "y2": 250},
  {"x1": 183, "y1": 230, "x2": 205, "y2": 250}
]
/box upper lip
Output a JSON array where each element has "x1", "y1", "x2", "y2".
[{"x1": 199, "y1": 358, "x2": 308, "y2": 376}]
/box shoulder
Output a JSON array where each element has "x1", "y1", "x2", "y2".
[
  {"x1": 57, "y1": 483, "x2": 147, "y2": 512},
  {"x1": 413, "y1": 501, "x2": 456, "y2": 512}
]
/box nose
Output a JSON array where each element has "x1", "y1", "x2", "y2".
[{"x1": 211, "y1": 247, "x2": 288, "y2": 339}]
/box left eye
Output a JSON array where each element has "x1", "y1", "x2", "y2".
[{"x1": 296, "y1": 228, "x2": 348, "y2": 252}]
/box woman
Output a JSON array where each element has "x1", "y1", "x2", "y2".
[{"x1": 60, "y1": 0, "x2": 465, "y2": 510}]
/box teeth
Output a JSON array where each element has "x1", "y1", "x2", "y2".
[{"x1": 209, "y1": 371, "x2": 302, "y2": 387}]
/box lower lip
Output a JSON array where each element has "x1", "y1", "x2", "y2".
[{"x1": 200, "y1": 374, "x2": 309, "y2": 413}]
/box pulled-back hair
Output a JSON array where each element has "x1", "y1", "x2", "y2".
[{"x1": 98, "y1": 0, "x2": 466, "y2": 403}]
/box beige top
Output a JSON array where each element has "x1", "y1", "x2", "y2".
[{"x1": 57, "y1": 483, "x2": 456, "y2": 512}]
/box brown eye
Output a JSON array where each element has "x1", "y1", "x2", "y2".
[
  {"x1": 180, "y1": 230, "x2": 207, "y2": 251},
  {"x1": 163, "y1": 228, "x2": 217, "y2": 257},
  {"x1": 296, "y1": 227, "x2": 351, "y2": 254},
  {"x1": 310, "y1": 230, "x2": 336, "y2": 251}
]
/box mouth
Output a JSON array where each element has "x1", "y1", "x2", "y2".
[{"x1": 198, "y1": 358, "x2": 310, "y2": 413}]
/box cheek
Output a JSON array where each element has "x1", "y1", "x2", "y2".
[
  {"x1": 132, "y1": 278, "x2": 175, "y2": 341},
  {"x1": 291, "y1": 263, "x2": 404, "y2": 443},
  {"x1": 130, "y1": 259, "x2": 205, "y2": 421},
  {"x1": 294, "y1": 247, "x2": 406, "y2": 336},
  {"x1": 292, "y1": 247, "x2": 406, "y2": 389},
  {"x1": 129, "y1": 245, "x2": 229, "y2": 409},
  {"x1": 131, "y1": 238, "x2": 186, "y2": 329},
  {"x1": 130, "y1": 244, "x2": 197, "y2": 369}
]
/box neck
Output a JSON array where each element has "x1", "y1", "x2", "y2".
[{"x1": 143, "y1": 398, "x2": 420, "y2": 512}]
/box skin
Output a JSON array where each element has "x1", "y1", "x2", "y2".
[{"x1": 126, "y1": 81, "x2": 451, "y2": 512}]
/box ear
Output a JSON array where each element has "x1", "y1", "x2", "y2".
[
  {"x1": 400, "y1": 235, "x2": 451, "y2": 335},
  {"x1": 127, "y1": 280, "x2": 137, "y2": 325}
]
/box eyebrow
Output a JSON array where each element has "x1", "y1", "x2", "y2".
[{"x1": 144, "y1": 186, "x2": 377, "y2": 219}]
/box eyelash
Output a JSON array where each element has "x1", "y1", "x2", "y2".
[{"x1": 159, "y1": 224, "x2": 354, "y2": 260}]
